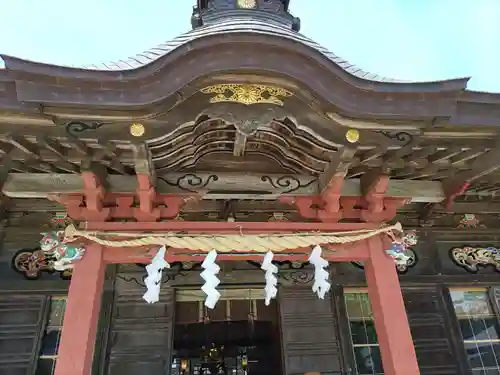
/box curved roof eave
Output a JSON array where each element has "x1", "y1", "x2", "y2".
[
  {"x1": 81, "y1": 18, "x2": 403, "y2": 83},
  {"x1": 0, "y1": 17, "x2": 470, "y2": 93}
]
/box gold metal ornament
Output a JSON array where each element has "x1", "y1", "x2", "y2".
[
  {"x1": 130, "y1": 123, "x2": 145, "y2": 137},
  {"x1": 345, "y1": 128, "x2": 360, "y2": 143},
  {"x1": 200, "y1": 84, "x2": 292, "y2": 106},
  {"x1": 237, "y1": 0, "x2": 257, "y2": 9}
]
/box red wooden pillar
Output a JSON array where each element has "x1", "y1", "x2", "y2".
[
  {"x1": 364, "y1": 235, "x2": 420, "y2": 375},
  {"x1": 54, "y1": 243, "x2": 106, "y2": 375}
]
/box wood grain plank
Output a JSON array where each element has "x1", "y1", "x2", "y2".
[{"x1": 1, "y1": 172, "x2": 445, "y2": 202}]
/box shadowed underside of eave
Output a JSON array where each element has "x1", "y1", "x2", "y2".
[{"x1": 1, "y1": 126, "x2": 500, "y2": 195}]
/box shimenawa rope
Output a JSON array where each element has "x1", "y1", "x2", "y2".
[{"x1": 63, "y1": 222, "x2": 401, "y2": 253}]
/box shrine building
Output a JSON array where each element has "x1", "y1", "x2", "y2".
[{"x1": 2, "y1": 1, "x2": 500, "y2": 375}]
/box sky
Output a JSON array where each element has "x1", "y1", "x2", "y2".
[{"x1": 0, "y1": 0, "x2": 499, "y2": 92}]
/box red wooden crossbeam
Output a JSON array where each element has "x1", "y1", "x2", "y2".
[
  {"x1": 83, "y1": 220, "x2": 381, "y2": 232},
  {"x1": 100, "y1": 241, "x2": 372, "y2": 264},
  {"x1": 51, "y1": 170, "x2": 409, "y2": 224},
  {"x1": 281, "y1": 172, "x2": 406, "y2": 223}
]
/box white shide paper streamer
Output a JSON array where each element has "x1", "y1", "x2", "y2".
[
  {"x1": 308, "y1": 245, "x2": 331, "y2": 299},
  {"x1": 200, "y1": 250, "x2": 221, "y2": 309},
  {"x1": 143, "y1": 246, "x2": 170, "y2": 304},
  {"x1": 261, "y1": 251, "x2": 278, "y2": 306}
]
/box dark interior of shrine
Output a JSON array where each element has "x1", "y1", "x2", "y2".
[{"x1": 173, "y1": 297, "x2": 282, "y2": 375}]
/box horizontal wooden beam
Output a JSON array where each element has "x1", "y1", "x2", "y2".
[
  {"x1": 82, "y1": 220, "x2": 382, "y2": 233},
  {"x1": 1, "y1": 172, "x2": 445, "y2": 202},
  {"x1": 7, "y1": 197, "x2": 500, "y2": 215}
]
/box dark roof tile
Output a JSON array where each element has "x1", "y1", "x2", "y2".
[{"x1": 78, "y1": 17, "x2": 403, "y2": 83}]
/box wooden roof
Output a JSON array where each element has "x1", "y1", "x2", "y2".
[
  {"x1": 1, "y1": 4, "x2": 500, "y2": 215},
  {"x1": 1, "y1": 17, "x2": 399, "y2": 82}
]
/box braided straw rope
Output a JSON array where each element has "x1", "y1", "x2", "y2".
[{"x1": 63, "y1": 223, "x2": 401, "y2": 253}]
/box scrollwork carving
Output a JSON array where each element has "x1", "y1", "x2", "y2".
[
  {"x1": 158, "y1": 174, "x2": 219, "y2": 192},
  {"x1": 376, "y1": 131, "x2": 414, "y2": 147},
  {"x1": 278, "y1": 270, "x2": 314, "y2": 285},
  {"x1": 64, "y1": 120, "x2": 107, "y2": 137},
  {"x1": 261, "y1": 175, "x2": 317, "y2": 194},
  {"x1": 245, "y1": 260, "x2": 312, "y2": 284},
  {"x1": 450, "y1": 246, "x2": 500, "y2": 273},
  {"x1": 116, "y1": 268, "x2": 186, "y2": 287},
  {"x1": 11, "y1": 249, "x2": 72, "y2": 280}
]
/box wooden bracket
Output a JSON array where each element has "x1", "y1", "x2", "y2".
[
  {"x1": 51, "y1": 192, "x2": 195, "y2": 222},
  {"x1": 318, "y1": 174, "x2": 345, "y2": 222},
  {"x1": 280, "y1": 174, "x2": 345, "y2": 222},
  {"x1": 282, "y1": 167, "x2": 405, "y2": 223},
  {"x1": 360, "y1": 171, "x2": 397, "y2": 222},
  {"x1": 48, "y1": 162, "x2": 110, "y2": 222},
  {"x1": 280, "y1": 196, "x2": 321, "y2": 220},
  {"x1": 282, "y1": 195, "x2": 406, "y2": 223},
  {"x1": 134, "y1": 174, "x2": 160, "y2": 221},
  {"x1": 80, "y1": 170, "x2": 110, "y2": 221},
  {"x1": 49, "y1": 177, "x2": 110, "y2": 222},
  {"x1": 161, "y1": 196, "x2": 191, "y2": 219}
]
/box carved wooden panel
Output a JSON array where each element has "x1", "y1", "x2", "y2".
[
  {"x1": 403, "y1": 287, "x2": 463, "y2": 374},
  {"x1": 106, "y1": 289, "x2": 175, "y2": 375},
  {"x1": 0, "y1": 294, "x2": 47, "y2": 375},
  {"x1": 278, "y1": 287, "x2": 344, "y2": 375}
]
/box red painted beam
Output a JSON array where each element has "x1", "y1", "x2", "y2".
[
  {"x1": 365, "y1": 236, "x2": 420, "y2": 375},
  {"x1": 83, "y1": 220, "x2": 381, "y2": 233},
  {"x1": 101, "y1": 241, "x2": 371, "y2": 264},
  {"x1": 54, "y1": 243, "x2": 105, "y2": 375}
]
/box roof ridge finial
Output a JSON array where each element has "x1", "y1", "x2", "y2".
[{"x1": 192, "y1": 0, "x2": 300, "y2": 32}]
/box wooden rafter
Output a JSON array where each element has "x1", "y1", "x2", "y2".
[
  {"x1": 0, "y1": 133, "x2": 132, "y2": 176},
  {"x1": 442, "y1": 146, "x2": 500, "y2": 207},
  {"x1": 94, "y1": 140, "x2": 127, "y2": 174},
  {"x1": 1, "y1": 129, "x2": 500, "y2": 192},
  {"x1": 37, "y1": 136, "x2": 80, "y2": 173}
]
